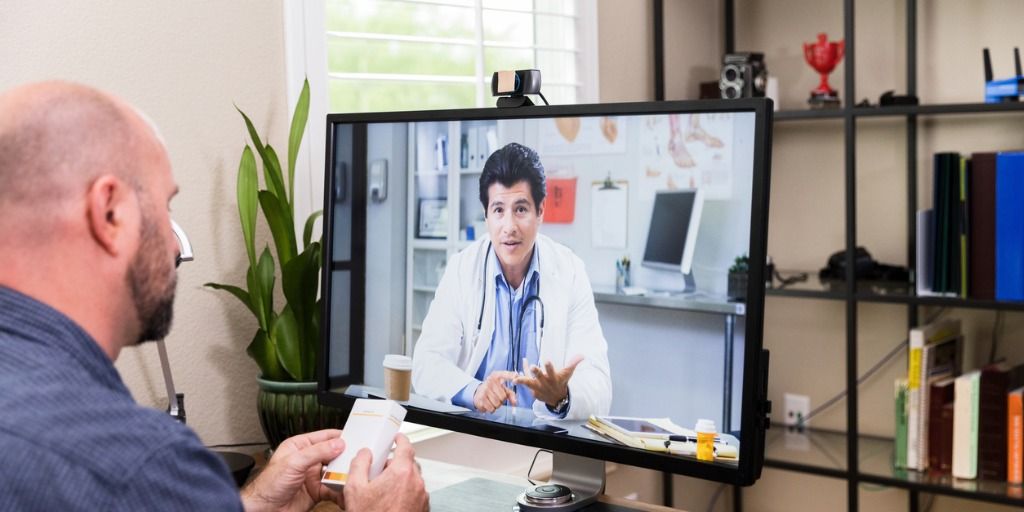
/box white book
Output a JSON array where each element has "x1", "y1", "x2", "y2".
[
  {"x1": 906, "y1": 318, "x2": 961, "y2": 470},
  {"x1": 952, "y1": 371, "x2": 980, "y2": 479}
]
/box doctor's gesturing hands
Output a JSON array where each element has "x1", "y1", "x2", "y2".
[
  {"x1": 474, "y1": 371, "x2": 519, "y2": 412},
  {"x1": 515, "y1": 355, "x2": 584, "y2": 409}
]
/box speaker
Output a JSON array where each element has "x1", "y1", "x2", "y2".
[{"x1": 720, "y1": 52, "x2": 767, "y2": 99}]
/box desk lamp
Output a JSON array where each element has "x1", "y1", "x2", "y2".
[{"x1": 163, "y1": 220, "x2": 254, "y2": 486}]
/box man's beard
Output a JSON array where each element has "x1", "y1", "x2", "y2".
[{"x1": 127, "y1": 212, "x2": 177, "y2": 345}]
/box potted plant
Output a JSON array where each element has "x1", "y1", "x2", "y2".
[
  {"x1": 206, "y1": 79, "x2": 342, "y2": 447},
  {"x1": 727, "y1": 255, "x2": 749, "y2": 302}
]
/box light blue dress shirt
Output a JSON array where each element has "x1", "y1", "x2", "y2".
[{"x1": 453, "y1": 245, "x2": 563, "y2": 415}]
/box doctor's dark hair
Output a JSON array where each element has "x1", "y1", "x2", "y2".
[{"x1": 478, "y1": 142, "x2": 546, "y2": 215}]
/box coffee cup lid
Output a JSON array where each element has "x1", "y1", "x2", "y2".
[{"x1": 383, "y1": 354, "x2": 413, "y2": 371}]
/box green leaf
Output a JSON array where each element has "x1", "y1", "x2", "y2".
[
  {"x1": 288, "y1": 79, "x2": 310, "y2": 207},
  {"x1": 263, "y1": 144, "x2": 288, "y2": 208},
  {"x1": 256, "y1": 246, "x2": 276, "y2": 321},
  {"x1": 270, "y1": 305, "x2": 305, "y2": 380},
  {"x1": 237, "y1": 106, "x2": 265, "y2": 155},
  {"x1": 237, "y1": 146, "x2": 258, "y2": 267},
  {"x1": 237, "y1": 107, "x2": 287, "y2": 204},
  {"x1": 259, "y1": 190, "x2": 297, "y2": 267},
  {"x1": 303, "y1": 210, "x2": 323, "y2": 248},
  {"x1": 203, "y1": 282, "x2": 255, "y2": 317},
  {"x1": 281, "y1": 241, "x2": 320, "y2": 339},
  {"x1": 246, "y1": 263, "x2": 267, "y2": 332},
  {"x1": 247, "y1": 329, "x2": 287, "y2": 381}
]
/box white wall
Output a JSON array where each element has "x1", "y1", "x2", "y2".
[{"x1": 0, "y1": 0, "x2": 289, "y2": 446}]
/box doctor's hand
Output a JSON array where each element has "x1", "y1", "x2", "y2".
[
  {"x1": 473, "y1": 371, "x2": 519, "y2": 413},
  {"x1": 515, "y1": 355, "x2": 584, "y2": 409}
]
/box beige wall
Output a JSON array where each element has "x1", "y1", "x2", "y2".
[{"x1": 0, "y1": 0, "x2": 289, "y2": 446}]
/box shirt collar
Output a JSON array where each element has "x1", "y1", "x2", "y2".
[
  {"x1": 491, "y1": 242, "x2": 541, "y2": 294},
  {"x1": 0, "y1": 285, "x2": 128, "y2": 393}
]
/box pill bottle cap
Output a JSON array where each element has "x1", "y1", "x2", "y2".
[{"x1": 695, "y1": 418, "x2": 716, "y2": 434}]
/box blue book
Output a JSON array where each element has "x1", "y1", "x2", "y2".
[{"x1": 996, "y1": 152, "x2": 1024, "y2": 301}]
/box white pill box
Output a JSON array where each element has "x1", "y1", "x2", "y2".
[{"x1": 321, "y1": 398, "x2": 407, "y2": 488}]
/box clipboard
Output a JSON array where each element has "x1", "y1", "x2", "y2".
[{"x1": 591, "y1": 175, "x2": 628, "y2": 249}]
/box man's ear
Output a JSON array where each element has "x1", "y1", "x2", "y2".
[{"x1": 86, "y1": 175, "x2": 135, "y2": 257}]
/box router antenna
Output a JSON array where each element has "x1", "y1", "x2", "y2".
[{"x1": 984, "y1": 48, "x2": 994, "y2": 82}]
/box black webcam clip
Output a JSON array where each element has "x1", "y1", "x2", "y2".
[{"x1": 491, "y1": 69, "x2": 548, "y2": 108}]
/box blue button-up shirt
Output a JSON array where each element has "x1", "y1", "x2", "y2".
[
  {"x1": 0, "y1": 286, "x2": 242, "y2": 511},
  {"x1": 453, "y1": 246, "x2": 561, "y2": 414}
]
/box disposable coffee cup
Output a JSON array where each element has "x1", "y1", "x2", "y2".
[{"x1": 383, "y1": 354, "x2": 413, "y2": 402}]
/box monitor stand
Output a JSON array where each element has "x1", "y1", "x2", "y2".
[
  {"x1": 681, "y1": 270, "x2": 696, "y2": 294},
  {"x1": 514, "y1": 452, "x2": 604, "y2": 511}
]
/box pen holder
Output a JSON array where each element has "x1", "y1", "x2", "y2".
[{"x1": 615, "y1": 264, "x2": 631, "y2": 293}]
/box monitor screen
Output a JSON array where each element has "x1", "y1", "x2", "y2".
[
  {"x1": 319, "y1": 99, "x2": 772, "y2": 486},
  {"x1": 642, "y1": 189, "x2": 703, "y2": 275}
]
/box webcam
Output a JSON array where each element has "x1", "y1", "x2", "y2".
[{"x1": 491, "y1": 69, "x2": 547, "y2": 108}]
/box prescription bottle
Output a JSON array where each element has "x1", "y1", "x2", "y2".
[{"x1": 695, "y1": 418, "x2": 716, "y2": 462}]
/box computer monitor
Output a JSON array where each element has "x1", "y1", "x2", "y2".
[
  {"x1": 641, "y1": 189, "x2": 705, "y2": 293},
  {"x1": 319, "y1": 99, "x2": 772, "y2": 507}
]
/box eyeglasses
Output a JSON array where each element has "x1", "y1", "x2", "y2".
[{"x1": 170, "y1": 219, "x2": 193, "y2": 268}]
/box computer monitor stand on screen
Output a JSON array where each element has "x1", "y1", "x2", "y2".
[{"x1": 319, "y1": 98, "x2": 773, "y2": 511}]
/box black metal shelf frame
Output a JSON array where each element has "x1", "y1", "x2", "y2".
[{"x1": 652, "y1": 0, "x2": 1024, "y2": 511}]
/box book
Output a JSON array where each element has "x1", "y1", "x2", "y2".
[
  {"x1": 953, "y1": 370, "x2": 980, "y2": 479},
  {"x1": 969, "y1": 152, "x2": 997, "y2": 300},
  {"x1": 895, "y1": 378, "x2": 909, "y2": 469},
  {"x1": 928, "y1": 377, "x2": 955, "y2": 473},
  {"x1": 906, "y1": 319, "x2": 962, "y2": 471},
  {"x1": 978, "y1": 363, "x2": 1010, "y2": 480},
  {"x1": 933, "y1": 153, "x2": 950, "y2": 293},
  {"x1": 1009, "y1": 386, "x2": 1024, "y2": 484},
  {"x1": 915, "y1": 334, "x2": 963, "y2": 471},
  {"x1": 916, "y1": 210, "x2": 955, "y2": 297},
  {"x1": 995, "y1": 152, "x2": 1024, "y2": 301},
  {"x1": 958, "y1": 157, "x2": 969, "y2": 298}
]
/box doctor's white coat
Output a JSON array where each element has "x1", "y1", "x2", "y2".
[{"x1": 412, "y1": 234, "x2": 612, "y2": 420}]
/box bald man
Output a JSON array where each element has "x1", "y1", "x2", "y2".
[{"x1": 0, "y1": 82, "x2": 428, "y2": 512}]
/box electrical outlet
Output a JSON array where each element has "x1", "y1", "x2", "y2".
[{"x1": 784, "y1": 393, "x2": 810, "y2": 429}]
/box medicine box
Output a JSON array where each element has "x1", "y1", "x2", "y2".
[{"x1": 321, "y1": 399, "x2": 406, "y2": 488}]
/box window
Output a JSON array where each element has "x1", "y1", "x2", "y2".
[
  {"x1": 282, "y1": 0, "x2": 596, "y2": 234},
  {"x1": 324, "y1": 0, "x2": 597, "y2": 112}
]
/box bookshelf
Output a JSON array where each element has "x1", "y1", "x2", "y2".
[
  {"x1": 651, "y1": 0, "x2": 1024, "y2": 511},
  {"x1": 404, "y1": 119, "x2": 501, "y2": 355}
]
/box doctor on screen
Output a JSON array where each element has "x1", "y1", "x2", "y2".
[{"x1": 412, "y1": 142, "x2": 611, "y2": 420}]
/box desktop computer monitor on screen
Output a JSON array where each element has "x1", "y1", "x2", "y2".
[
  {"x1": 641, "y1": 189, "x2": 704, "y2": 293},
  {"x1": 318, "y1": 99, "x2": 773, "y2": 509}
]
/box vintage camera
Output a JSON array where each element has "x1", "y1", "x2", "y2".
[{"x1": 720, "y1": 52, "x2": 767, "y2": 99}]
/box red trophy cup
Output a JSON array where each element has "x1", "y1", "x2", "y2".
[{"x1": 804, "y1": 33, "x2": 845, "y2": 108}]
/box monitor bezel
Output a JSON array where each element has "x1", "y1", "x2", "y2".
[
  {"x1": 640, "y1": 188, "x2": 705, "y2": 275},
  {"x1": 318, "y1": 98, "x2": 772, "y2": 486}
]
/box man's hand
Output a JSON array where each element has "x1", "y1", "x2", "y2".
[
  {"x1": 343, "y1": 433, "x2": 429, "y2": 512},
  {"x1": 241, "y1": 429, "x2": 345, "y2": 512},
  {"x1": 514, "y1": 355, "x2": 584, "y2": 408},
  {"x1": 473, "y1": 371, "x2": 519, "y2": 413}
]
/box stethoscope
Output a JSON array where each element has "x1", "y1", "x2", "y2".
[{"x1": 475, "y1": 242, "x2": 546, "y2": 380}]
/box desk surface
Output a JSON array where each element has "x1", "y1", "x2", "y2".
[
  {"x1": 307, "y1": 458, "x2": 684, "y2": 512},
  {"x1": 591, "y1": 287, "x2": 745, "y2": 316}
]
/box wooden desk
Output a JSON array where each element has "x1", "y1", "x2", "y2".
[{"x1": 306, "y1": 458, "x2": 683, "y2": 511}]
